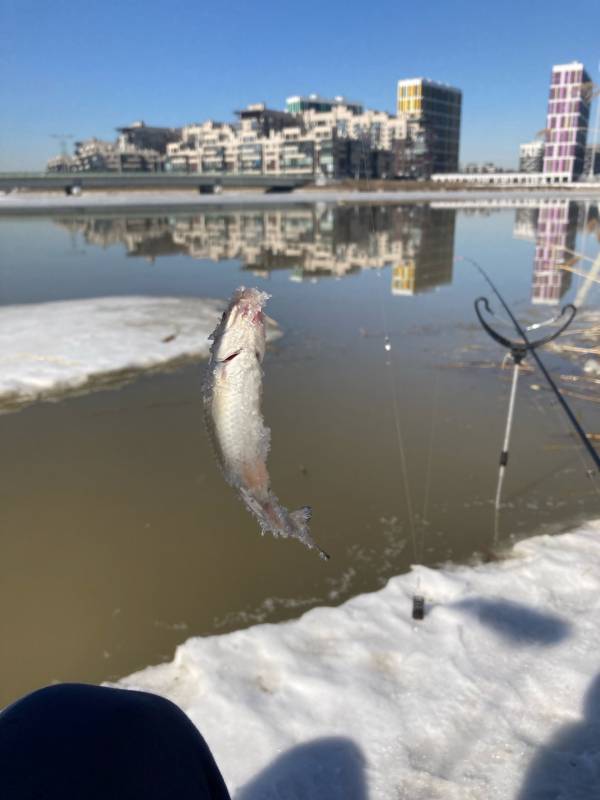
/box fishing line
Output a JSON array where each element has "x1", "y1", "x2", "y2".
[
  {"x1": 385, "y1": 346, "x2": 419, "y2": 564},
  {"x1": 542, "y1": 374, "x2": 600, "y2": 500},
  {"x1": 462, "y1": 254, "x2": 600, "y2": 542},
  {"x1": 420, "y1": 369, "x2": 440, "y2": 557},
  {"x1": 464, "y1": 255, "x2": 600, "y2": 473},
  {"x1": 358, "y1": 136, "x2": 425, "y2": 618}
]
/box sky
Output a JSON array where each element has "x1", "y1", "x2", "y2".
[{"x1": 1, "y1": 0, "x2": 599, "y2": 171}]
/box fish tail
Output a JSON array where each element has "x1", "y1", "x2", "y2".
[
  {"x1": 241, "y1": 491, "x2": 329, "y2": 559},
  {"x1": 289, "y1": 506, "x2": 330, "y2": 561}
]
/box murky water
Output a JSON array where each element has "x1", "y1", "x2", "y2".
[{"x1": 1, "y1": 199, "x2": 599, "y2": 706}]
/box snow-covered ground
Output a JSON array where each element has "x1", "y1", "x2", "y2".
[
  {"x1": 0, "y1": 296, "x2": 280, "y2": 411},
  {"x1": 118, "y1": 521, "x2": 600, "y2": 799},
  {"x1": 0, "y1": 187, "x2": 599, "y2": 212}
]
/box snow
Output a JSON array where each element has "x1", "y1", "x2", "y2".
[
  {"x1": 0, "y1": 296, "x2": 280, "y2": 411},
  {"x1": 117, "y1": 521, "x2": 600, "y2": 799},
  {"x1": 1, "y1": 188, "x2": 599, "y2": 212}
]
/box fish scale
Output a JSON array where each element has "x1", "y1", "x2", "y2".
[{"x1": 203, "y1": 287, "x2": 329, "y2": 559}]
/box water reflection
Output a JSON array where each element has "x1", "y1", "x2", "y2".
[
  {"x1": 531, "y1": 202, "x2": 576, "y2": 305},
  {"x1": 512, "y1": 200, "x2": 600, "y2": 305},
  {"x1": 390, "y1": 207, "x2": 455, "y2": 295},
  {"x1": 54, "y1": 206, "x2": 456, "y2": 295},
  {"x1": 53, "y1": 201, "x2": 598, "y2": 305},
  {"x1": 1, "y1": 200, "x2": 600, "y2": 706}
]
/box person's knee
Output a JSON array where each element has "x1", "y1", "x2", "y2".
[{"x1": 0, "y1": 683, "x2": 231, "y2": 799}]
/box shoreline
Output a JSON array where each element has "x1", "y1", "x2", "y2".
[
  {"x1": 1, "y1": 186, "x2": 599, "y2": 214},
  {"x1": 116, "y1": 519, "x2": 600, "y2": 798}
]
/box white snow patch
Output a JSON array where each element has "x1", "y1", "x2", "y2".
[
  {"x1": 1, "y1": 188, "x2": 600, "y2": 211},
  {"x1": 117, "y1": 521, "x2": 600, "y2": 799},
  {"x1": 0, "y1": 296, "x2": 280, "y2": 411}
]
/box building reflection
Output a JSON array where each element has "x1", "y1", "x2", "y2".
[
  {"x1": 512, "y1": 201, "x2": 600, "y2": 306},
  {"x1": 531, "y1": 200, "x2": 576, "y2": 305},
  {"x1": 54, "y1": 205, "x2": 456, "y2": 296},
  {"x1": 390, "y1": 207, "x2": 456, "y2": 295}
]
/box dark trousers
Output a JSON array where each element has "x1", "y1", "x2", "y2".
[{"x1": 0, "y1": 683, "x2": 231, "y2": 799}]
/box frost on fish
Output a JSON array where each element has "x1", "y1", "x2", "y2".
[{"x1": 203, "y1": 287, "x2": 328, "y2": 559}]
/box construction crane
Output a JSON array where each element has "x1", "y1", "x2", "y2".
[
  {"x1": 584, "y1": 72, "x2": 600, "y2": 180},
  {"x1": 50, "y1": 133, "x2": 74, "y2": 158}
]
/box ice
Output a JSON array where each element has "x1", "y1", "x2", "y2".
[
  {"x1": 0, "y1": 295, "x2": 281, "y2": 412},
  {"x1": 117, "y1": 520, "x2": 600, "y2": 799},
  {"x1": 1, "y1": 188, "x2": 600, "y2": 212}
]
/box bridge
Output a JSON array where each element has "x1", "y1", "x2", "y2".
[{"x1": 0, "y1": 172, "x2": 312, "y2": 194}]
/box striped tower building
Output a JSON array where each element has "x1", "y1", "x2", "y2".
[{"x1": 543, "y1": 62, "x2": 591, "y2": 183}]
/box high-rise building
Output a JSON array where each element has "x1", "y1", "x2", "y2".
[
  {"x1": 542, "y1": 62, "x2": 591, "y2": 183},
  {"x1": 396, "y1": 78, "x2": 462, "y2": 174}
]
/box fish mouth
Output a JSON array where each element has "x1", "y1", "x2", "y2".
[{"x1": 226, "y1": 287, "x2": 270, "y2": 328}]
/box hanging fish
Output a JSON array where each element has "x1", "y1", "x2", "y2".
[{"x1": 203, "y1": 287, "x2": 329, "y2": 559}]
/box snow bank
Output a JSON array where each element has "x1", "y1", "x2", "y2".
[
  {"x1": 0, "y1": 296, "x2": 280, "y2": 411},
  {"x1": 1, "y1": 188, "x2": 599, "y2": 212},
  {"x1": 118, "y1": 521, "x2": 600, "y2": 799}
]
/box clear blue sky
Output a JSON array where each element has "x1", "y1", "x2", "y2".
[{"x1": 1, "y1": 0, "x2": 599, "y2": 170}]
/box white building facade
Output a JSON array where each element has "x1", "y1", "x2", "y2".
[
  {"x1": 166, "y1": 102, "x2": 414, "y2": 179},
  {"x1": 519, "y1": 140, "x2": 545, "y2": 173}
]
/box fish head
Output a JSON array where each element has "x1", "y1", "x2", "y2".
[{"x1": 211, "y1": 286, "x2": 270, "y2": 363}]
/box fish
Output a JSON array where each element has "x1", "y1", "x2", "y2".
[{"x1": 203, "y1": 287, "x2": 329, "y2": 559}]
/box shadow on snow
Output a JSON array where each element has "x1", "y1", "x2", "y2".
[
  {"x1": 452, "y1": 597, "x2": 572, "y2": 646},
  {"x1": 517, "y1": 672, "x2": 600, "y2": 799},
  {"x1": 235, "y1": 736, "x2": 367, "y2": 800}
]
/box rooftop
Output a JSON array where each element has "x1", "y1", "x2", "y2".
[
  {"x1": 552, "y1": 61, "x2": 586, "y2": 71},
  {"x1": 397, "y1": 77, "x2": 462, "y2": 94},
  {"x1": 286, "y1": 94, "x2": 363, "y2": 107}
]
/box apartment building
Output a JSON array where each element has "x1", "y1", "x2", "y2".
[
  {"x1": 116, "y1": 121, "x2": 180, "y2": 154},
  {"x1": 519, "y1": 140, "x2": 545, "y2": 173},
  {"x1": 47, "y1": 121, "x2": 176, "y2": 173},
  {"x1": 286, "y1": 94, "x2": 363, "y2": 115},
  {"x1": 48, "y1": 137, "x2": 164, "y2": 173},
  {"x1": 47, "y1": 80, "x2": 462, "y2": 179},
  {"x1": 299, "y1": 104, "x2": 407, "y2": 150},
  {"x1": 166, "y1": 101, "x2": 406, "y2": 179},
  {"x1": 166, "y1": 99, "x2": 422, "y2": 179},
  {"x1": 397, "y1": 78, "x2": 462, "y2": 174},
  {"x1": 542, "y1": 62, "x2": 591, "y2": 183}
]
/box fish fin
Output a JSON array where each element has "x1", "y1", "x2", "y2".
[
  {"x1": 289, "y1": 506, "x2": 330, "y2": 560},
  {"x1": 290, "y1": 506, "x2": 312, "y2": 526},
  {"x1": 240, "y1": 491, "x2": 329, "y2": 560}
]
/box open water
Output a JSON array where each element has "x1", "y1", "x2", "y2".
[{"x1": 1, "y1": 198, "x2": 599, "y2": 705}]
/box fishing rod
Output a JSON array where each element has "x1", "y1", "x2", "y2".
[{"x1": 468, "y1": 259, "x2": 600, "y2": 515}]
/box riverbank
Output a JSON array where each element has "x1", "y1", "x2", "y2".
[
  {"x1": 117, "y1": 520, "x2": 600, "y2": 799},
  {"x1": 1, "y1": 185, "x2": 599, "y2": 214}
]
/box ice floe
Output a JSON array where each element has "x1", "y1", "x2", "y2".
[{"x1": 0, "y1": 296, "x2": 280, "y2": 411}]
